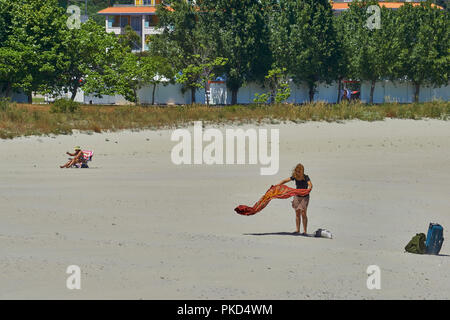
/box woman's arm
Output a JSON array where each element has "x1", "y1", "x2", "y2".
[
  {"x1": 277, "y1": 178, "x2": 291, "y2": 186},
  {"x1": 307, "y1": 180, "x2": 313, "y2": 191}
]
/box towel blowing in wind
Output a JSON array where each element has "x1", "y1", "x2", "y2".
[{"x1": 235, "y1": 163, "x2": 313, "y2": 234}]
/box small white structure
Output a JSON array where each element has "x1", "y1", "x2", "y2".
[{"x1": 209, "y1": 81, "x2": 228, "y2": 105}]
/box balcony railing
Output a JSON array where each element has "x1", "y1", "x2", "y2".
[
  {"x1": 113, "y1": 0, "x2": 160, "y2": 6},
  {"x1": 113, "y1": 4, "x2": 157, "y2": 6}
]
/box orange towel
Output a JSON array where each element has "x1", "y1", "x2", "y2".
[{"x1": 235, "y1": 185, "x2": 311, "y2": 216}]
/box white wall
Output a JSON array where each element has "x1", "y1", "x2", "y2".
[
  {"x1": 138, "y1": 83, "x2": 187, "y2": 105},
  {"x1": 77, "y1": 80, "x2": 449, "y2": 105},
  {"x1": 209, "y1": 81, "x2": 339, "y2": 105},
  {"x1": 360, "y1": 80, "x2": 450, "y2": 103},
  {"x1": 1, "y1": 90, "x2": 28, "y2": 103}
]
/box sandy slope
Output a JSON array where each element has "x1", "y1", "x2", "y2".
[{"x1": 0, "y1": 119, "x2": 449, "y2": 299}]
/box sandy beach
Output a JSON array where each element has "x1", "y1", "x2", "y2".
[{"x1": 1, "y1": 119, "x2": 449, "y2": 299}]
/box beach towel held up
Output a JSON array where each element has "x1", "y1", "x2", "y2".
[{"x1": 235, "y1": 185, "x2": 311, "y2": 216}]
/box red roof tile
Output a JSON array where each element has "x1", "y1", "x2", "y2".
[
  {"x1": 332, "y1": 1, "x2": 442, "y2": 10},
  {"x1": 98, "y1": 6, "x2": 158, "y2": 15}
]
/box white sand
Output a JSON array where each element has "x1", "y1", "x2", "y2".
[{"x1": 1, "y1": 119, "x2": 449, "y2": 299}]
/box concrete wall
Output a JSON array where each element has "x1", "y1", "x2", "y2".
[
  {"x1": 139, "y1": 83, "x2": 187, "y2": 105},
  {"x1": 74, "y1": 80, "x2": 449, "y2": 105},
  {"x1": 0, "y1": 90, "x2": 28, "y2": 103},
  {"x1": 360, "y1": 80, "x2": 450, "y2": 103}
]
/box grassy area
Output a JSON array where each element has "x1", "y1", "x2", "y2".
[
  {"x1": 1, "y1": 100, "x2": 449, "y2": 139},
  {"x1": 32, "y1": 97, "x2": 46, "y2": 104}
]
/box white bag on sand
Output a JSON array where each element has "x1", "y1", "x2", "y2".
[{"x1": 315, "y1": 228, "x2": 333, "y2": 239}]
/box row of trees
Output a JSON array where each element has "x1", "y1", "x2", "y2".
[
  {"x1": 0, "y1": 0, "x2": 175, "y2": 104},
  {"x1": 0, "y1": 0, "x2": 449, "y2": 105},
  {"x1": 152, "y1": 0, "x2": 449, "y2": 104}
]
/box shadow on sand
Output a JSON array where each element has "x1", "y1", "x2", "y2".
[{"x1": 243, "y1": 231, "x2": 317, "y2": 238}]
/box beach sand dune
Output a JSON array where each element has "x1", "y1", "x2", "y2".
[{"x1": 1, "y1": 119, "x2": 449, "y2": 299}]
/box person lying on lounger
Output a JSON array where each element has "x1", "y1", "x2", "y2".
[{"x1": 60, "y1": 146, "x2": 86, "y2": 168}]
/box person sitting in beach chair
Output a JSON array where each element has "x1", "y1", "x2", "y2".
[{"x1": 60, "y1": 146, "x2": 92, "y2": 168}]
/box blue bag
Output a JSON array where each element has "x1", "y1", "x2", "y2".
[{"x1": 425, "y1": 223, "x2": 444, "y2": 255}]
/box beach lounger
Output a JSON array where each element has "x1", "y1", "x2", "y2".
[{"x1": 73, "y1": 150, "x2": 93, "y2": 168}]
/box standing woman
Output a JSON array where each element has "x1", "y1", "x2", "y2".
[{"x1": 277, "y1": 163, "x2": 313, "y2": 234}]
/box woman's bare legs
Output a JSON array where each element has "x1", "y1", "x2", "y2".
[
  {"x1": 294, "y1": 210, "x2": 301, "y2": 233},
  {"x1": 301, "y1": 208, "x2": 308, "y2": 234},
  {"x1": 60, "y1": 158, "x2": 76, "y2": 168}
]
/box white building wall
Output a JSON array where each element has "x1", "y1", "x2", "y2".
[
  {"x1": 76, "y1": 81, "x2": 449, "y2": 105},
  {"x1": 290, "y1": 83, "x2": 309, "y2": 104},
  {"x1": 138, "y1": 83, "x2": 187, "y2": 105},
  {"x1": 1, "y1": 90, "x2": 28, "y2": 103},
  {"x1": 316, "y1": 82, "x2": 339, "y2": 103},
  {"x1": 361, "y1": 80, "x2": 450, "y2": 103},
  {"x1": 83, "y1": 93, "x2": 128, "y2": 105},
  {"x1": 432, "y1": 85, "x2": 450, "y2": 101}
]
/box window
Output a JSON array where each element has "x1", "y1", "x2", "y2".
[
  {"x1": 111, "y1": 16, "x2": 120, "y2": 28},
  {"x1": 120, "y1": 16, "x2": 130, "y2": 28},
  {"x1": 145, "y1": 15, "x2": 159, "y2": 27}
]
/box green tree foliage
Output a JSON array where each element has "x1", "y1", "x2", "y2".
[
  {"x1": 434, "y1": 0, "x2": 449, "y2": 11},
  {"x1": 396, "y1": 1, "x2": 449, "y2": 102},
  {"x1": 151, "y1": 0, "x2": 207, "y2": 103},
  {"x1": 254, "y1": 68, "x2": 291, "y2": 104},
  {"x1": 56, "y1": 20, "x2": 121, "y2": 100},
  {"x1": 1, "y1": 0, "x2": 449, "y2": 106},
  {"x1": 82, "y1": 43, "x2": 140, "y2": 104},
  {"x1": 119, "y1": 25, "x2": 142, "y2": 51},
  {"x1": 140, "y1": 54, "x2": 175, "y2": 105},
  {"x1": 333, "y1": 13, "x2": 351, "y2": 103},
  {"x1": 202, "y1": 0, "x2": 272, "y2": 105},
  {"x1": 1, "y1": 0, "x2": 67, "y2": 102},
  {"x1": 270, "y1": 0, "x2": 339, "y2": 102},
  {"x1": 176, "y1": 56, "x2": 227, "y2": 106},
  {"x1": 83, "y1": 43, "x2": 175, "y2": 105},
  {"x1": 340, "y1": 1, "x2": 400, "y2": 104}
]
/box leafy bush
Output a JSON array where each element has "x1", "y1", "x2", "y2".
[
  {"x1": 0, "y1": 98, "x2": 11, "y2": 112},
  {"x1": 253, "y1": 68, "x2": 291, "y2": 104},
  {"x1": 253, "y1": 92, "x2": 270, "y2": 104},
  {"x1": 50, "y1": 99, "x2": 80, "y2": 113}
]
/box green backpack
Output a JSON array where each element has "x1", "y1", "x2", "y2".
[{"x1": 405, "y1": 233, "x2": 427, "y2": 254}]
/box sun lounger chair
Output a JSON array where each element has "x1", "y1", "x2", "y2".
[{"x1": 73, "y1": 150, "x2": 93, "y2": 168}]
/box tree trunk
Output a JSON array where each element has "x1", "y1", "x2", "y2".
[
  {"x1": 134, "y1": 89, "x2": 139, "y2": 106},
  {"x1": 152, "y1": 83, "x2": 156, "y2": 105},
  {"x1": 308, "y1": 85, "x2": 315, "y2": 103},
  {"x1": 231, "y1": 88, "x2": 238, "y2": 105},
  {"x1": 70, "y1": 83, "x2": 79, "y2": 101},
  {"x1": 413, "y1": 82, "x2": 420, "y2": 103},
  {"x1": 191, "y1": 87, "x2": 196, "y2": 104},
  {"x1": 337, "y1": 79, "x2": 342, "y2": 104},
  {"x1": 370, "y1": 80, "x2": 376, "y2": 104},
  {"x1": 27, "y1": 92, "x2": 32, "y2": 104},
  {"x1": 3, "y1": 82, "x2": 12, "y2": 98},
  {"x1": 205, "y1": 87, "x2": 209, "y2": 107},
  {"x1": 270, "y1": 88, "x2": 275, "y2": 104}
]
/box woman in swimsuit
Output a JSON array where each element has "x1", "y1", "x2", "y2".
[
  {"x1": 277, "y1": 163, "x2": 313, "y2": 234},
  {"x1": 60, "y1": 146, "x2": 85, "y2": 168}
]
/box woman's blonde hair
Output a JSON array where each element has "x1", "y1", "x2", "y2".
[{"x1": 292, "y1": 163, "x2": 305, "y2": 181}]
